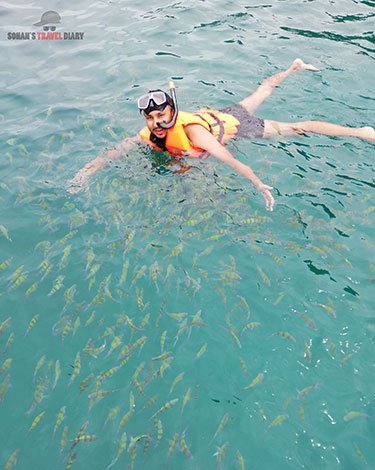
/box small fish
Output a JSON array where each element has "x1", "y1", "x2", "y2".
[
  {"x1": 173, "y1": 319, "x2": 188, "y2": 346},
  {"x1": 68, "y1": 352, "x2": 81, "y2": 385},
  {"x1": 106, "y1": 432, "x2": 127, "y2": 469},
  {"x1": 48, "y1": 275, "x2": 65, "y2": 296},
  {"x1": 213, "y1": 413, "x2": 229, "y2": 440},
  {"x1": 72, "y1": 434, "x2": 97, "y2": 445},
  {"x1": 56, "y1": 230, "x2": 77, "y2": 247},
  {"x1": 88, "y1": 389, "x2": 116, "y2": 409},
  {"x1": 5, "y1": 449, "x2": 20, "y2": 470},
  {"x1": 143, "y1": 394, "x2": 158, "y2": 410},
  {"x1": 160, "y1": 330, "x2": 167, "y2": 352},
  {"x1": 292, "y1": 309, "x2": 317, "y2": 330},
  {"x1": 0, "y1": 224, "x2": 12, "y2": 242},
  {"x1": 131, "y1": 265, "x2": 147, "y2": 286},
  {"x1": 180, "y1": 431, "x2": 193, "y2": 459},
  {"x1": 139, "y1": 313, "x2": 150, "y2": 329},
  {"x1": 53, "y1": 360, "x2": 61, "y2": 389},
  {"x1": 236, "y1": 450, "x2": 245, "y2": 470},
  {"x1": 104, "y1": 406, "x2": 120, "y2": 426},
  {"x1": 272, "y1": 331, "x2": 296, "y2": 343},
  {"x1": 54, "y1": 406, "x2": 66, "y2": 435},
  {"x1": 353, "y1": 442, "x2": 367, "y2": 465},
  {"x1": 117, "y1": 409, "x2": 133, "y2": 433},
  {"x1": 87, "y1": 263, "x2": 102, "y2": 279},
  {"x1": 2, "y1": 333, "x2": 14, "y2": 355},
  {"x1": 158, "y1": 356, "x2": 173, "y2": 378},
  {"x1": 117, "y1": 335, "x2": 147, "y2": 360},
  {"x1": 123, "y1": 315, "x2": 141, "y2": 332},
  {"x1": 244, "y1": 373, "x2": 264, "y2": 390},
  {"x1": 167, "y1": 432, "x2": 179, "y2": 460},
  {"x1": 85, "y1": 311, "x2": 96, "y2": 327},
  {"x1": 343, "y1": 411, "x2": 369, "y2": 422},
  {"x1": 73, "y1": 317, "x2": 80, "y2": 336},
  {"x1": 214, "y1": 441, "x2": 229, "y2": 469},
  {"x1": 128, "y1": 436, "x2": 138, "y2": 470},
  {"x1": 8, "y1": 269, "x2": 27, "y2": 291},
  {"x1": 273, "y1": 292, "x2": 285, "y2": 306},
  {"x1": 61, "y1": 318, "x2": 72, "y2": 342},
  {"x1": 242, "y1": 322, "x2": 260, "y2": 333},
  {"x1": 195, "y1": 343, "x2": 207, "y2": 359},
  {"x1": 85, "y1": 248, "x2": 95, "y2": 271},
  {"x1": 152, "y1": 351, "x2": 172, "y2": 361},
  {"x1": 298, "y1": 399, "x2": 305, "y2": 423},
  {"x1": 168, "y1": 312, "x2": 188, "y2": 320},
  {"x1": 34, "y1": 354, "x2": 46, "y2": 380},
  {"x1": 268, "y1": 414, "x2": 288, "y2": 428},
  {"x1": 167, "y1": 243, "x2": 183, "y2": 258},
  {"x1": 38, "y1": 259, "x2": 51, "y2": 278},
  {"x1": 29, "y1": 410, "x2": 46, "y2": 431},
  {"x1": 283, "y1": 396, "x2": 292, "y2": 410},
  {"x1": 229, "y1": 328, "x2": 242, "y2": 349},
  {"x1": 0, "y1": 257, "x2": 12, "y2": 271},
  {"x1": 155, "y1": 418, "x2": 163, "y2": 444},
  {"x1": 66, "y1": 450, "x2": 76, "y2": 470},
  {"x1": 34, "y1": 240, "x2": 51, "y2": 256},
  {"x1": 0, "y1": 317, "x2": 11, "y2": 336},
  {"x1": 317, "y1": 302, "x2": 336, "y2": 318},
  {"x1": 84, "y1": 339, "x2": 106, "y2": 358},
  {"x1": 151, "y1": 398, "x2": 179, "y2": 420},
  {"x1": 79, "y1": 373, "x2": 94, "y2": 393},
  {"x1": 256, "y1": 265, "x2": 271, "y2": 286},
  {"x1": 25, "y1": 282, "x2": 39, "y2": 296},
  {"x1": 60, "y1": 425, "x2": 69, "y2": 452},
  {"x1": 256, "y1": 402, "x2": 267, "y2": 421},
  {"x1": 181, "y1": 388, "x2": 191, "y2": 414},
  {"x1": 63, "y1": 284, "x2": 77, "y2": 305},
  {"x1": 106, "y1": 335, "x2": 123, "y2": 357},
  {"x1": 27, "y1": 377, "x2": 46, "y2": 413},
  {"x1": 132, "y1": 362, "x2": 145, "y2": 384},
  {"x1": 297, "y1": 383, "x2": 320, "y2": 400},
  {"x1": 303, "y1": 342, "x2": 311, "y2": 363},
  {"x1": 340, "y1": 353, "x2": 353, "y2": 367},
  {"x1": 118, "y1": 259, "x2": 130, "y2": 286},
  {"x1": 0, "y1": 358, "x2": 12, "y2": 375},
  {"x1": 166, "y1": 264, "x2": 175, "y2": 279},
  {"x1": 71, "y1": 420, "x2": 89, "y2": 448},
  {"x1": 0, "y1": 374, "x2": 11, "y2": 401},
  {"x1": 239, "y1": 357, "x2": 248, "y2": 375},
  {"x1": 25, "y1": 314, "x2": 40, "y2": 335}
]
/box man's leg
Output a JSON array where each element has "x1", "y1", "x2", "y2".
[
  {"x1": 263, "y1": 119, "x2": 375, "y2": 142},
  {"x1": 238, "y1": 58, "x2": 320, "y2": 114}
]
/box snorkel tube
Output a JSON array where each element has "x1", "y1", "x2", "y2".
[{"x1": 157, "y1": 81, "x2": 178, "y2": 130}]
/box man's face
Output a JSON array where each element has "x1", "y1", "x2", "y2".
[{"x1": 143, "y1": 105, "x2": 174, "y2": 139}]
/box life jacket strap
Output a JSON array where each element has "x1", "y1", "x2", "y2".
[{"x1": 193, "y1": 112, "x2": 225, "y2": 159}]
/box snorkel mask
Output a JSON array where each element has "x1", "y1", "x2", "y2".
[{"x1": 137, "y1": 81, "x2": 179, "y2": 129}]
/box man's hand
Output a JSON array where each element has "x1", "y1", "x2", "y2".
[
  {"x1": 257, "y1": 184, "x2": 274, "y2": 211},
  {"x1": 67, "y1": 169, "x2": 90, "y2": 194},
  {"x1": 185, "y1": 123, "x2": 276, "y2": 211},
  {"x1": 66, "y1": 136, "x2": 140, "y2": 195}
]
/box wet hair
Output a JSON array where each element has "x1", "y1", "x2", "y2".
[{"x1": 142, "y1": 89, "x2": 174, "y2": 115}]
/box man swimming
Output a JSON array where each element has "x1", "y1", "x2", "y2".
[{"x1": 68, "y1": 58, "x2": 374, "y2": 210}]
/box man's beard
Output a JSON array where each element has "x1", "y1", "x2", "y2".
[{"x1": 150, "y1": 132, "x2": 167, "y2": 151}]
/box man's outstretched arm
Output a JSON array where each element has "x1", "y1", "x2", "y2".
[
  {"x1": 67, "y1": 135, "x2": 141, "y2": 193},
  {"x1": 184, "y1": 124, "x2": 275, "y2": 211}
]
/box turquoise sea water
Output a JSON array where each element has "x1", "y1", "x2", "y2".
[{"x1": 0, "y1": 1, "x2": 374, "y2": 469}]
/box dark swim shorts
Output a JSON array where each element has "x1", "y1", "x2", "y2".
[{"x1": 220, "y1": 104, "x2": 265, "y2": 138}]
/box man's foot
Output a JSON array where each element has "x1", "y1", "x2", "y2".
[
  {"x1": 291, "y1": 58, "x2": 320, "y2": 72},
  {"x1": 357, "y1": 126, "x2": 375, "y2": 142}
]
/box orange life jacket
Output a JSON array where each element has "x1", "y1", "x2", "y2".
[{"x1": 138, "y1": 109, "x2": 240, "y2": 159}]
